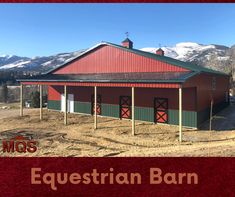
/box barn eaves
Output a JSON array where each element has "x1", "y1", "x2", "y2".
[{"x1": 18, "y1": 71, "x2": 198, "y2": 83}]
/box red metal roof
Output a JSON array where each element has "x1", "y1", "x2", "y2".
[{"x1": 18, "y1": 41, "x2": 227, "y2": 88}]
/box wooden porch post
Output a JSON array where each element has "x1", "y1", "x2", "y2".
[
  {"x1": 94, "y1": 86, "x2": 97, "y2": 129},
  {"x1": 20, "y1": 83, "x2": 23, "y2": 116},
  {"x1": 64, "y1": 85, "x2": 68, "y2": 125},
  {"x1": 132, "y1": 87, "x2": 135, "y2": 136},
  {"x1": 39, "y1": 85, "x2": 43, "y2": 120},
  {"x1": 179, "y1": 85, "x2": 182, "y2": 143}
]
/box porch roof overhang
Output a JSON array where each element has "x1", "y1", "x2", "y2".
[{"x1": 18, "y1": 71, "x2": 199, "y2": 88}]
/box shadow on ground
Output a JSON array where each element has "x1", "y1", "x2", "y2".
[{"x1": 199, "y1": 104, "x2": 235, "y2": 131}]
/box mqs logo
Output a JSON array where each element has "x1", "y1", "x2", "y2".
[{"x1": 2, "y1": 133, "x2": 37, "y2": 153}]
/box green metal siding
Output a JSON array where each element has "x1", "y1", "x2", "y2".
[
  {"x1": 48, "y1": 100, "x2": 197, "y2": 127},
  {"x1": 101, "y1": 104, "x2": 119, "y2": 118},
  {"x1": 48, "y1": 100, "x2": 61, "y2": 111},
  {"x1": 134, "y1": 107, "x2": 197, "y2": 127},
  {"x1": 74, "y1": 101, "x2": 91, "y2": 114},
  {"x1": 100, "y1": 104, "x2": 197, "y2": 127},
  {"x1": 168, "y1": 110, "x2": 197, "y2": 128},
  {"x1": 135, "y1": 107, "x2": 154, "y2": 122}
]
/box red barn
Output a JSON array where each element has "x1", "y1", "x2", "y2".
[{"x1": 18, "y1": 38, "x2": 230, "y2": 141}]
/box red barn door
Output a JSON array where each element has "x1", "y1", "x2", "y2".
[
  {"x1": 154, "y1": 98, "x2": 168, "y2": 123},
  {"x1": 120, "y1": 96, "x2": 131, "y2": 119},
  {"x1": 91, "y1": 95, "x2": 101, "y2": 115}
]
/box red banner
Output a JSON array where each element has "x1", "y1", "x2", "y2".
[{"x1": 0, "y1": 157, "x2": 234, "y2": 196}]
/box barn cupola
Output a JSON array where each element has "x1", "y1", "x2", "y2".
[
  {"x1": 122, "y1": 38, "x2": 133, "y2": 49},
  {"x1": 156, "y1": 48, "x2": 164, "y2": 56}
]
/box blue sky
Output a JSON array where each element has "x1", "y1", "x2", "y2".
[{"x1": 0, "y1": 3, "x2": 235, "y2": 57}]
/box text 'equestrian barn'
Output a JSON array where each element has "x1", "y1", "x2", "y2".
[{"x1": 18, "y1": 38, "x2": 230, "y2": 142}]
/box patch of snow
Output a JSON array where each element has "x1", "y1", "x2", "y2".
[
  {"x1": 0, "y1": 60, "x2": 31, "y2": 69},
  {"x1": 42, "y1": 61, "x2": 52, "y2": 66},
  {"x1": 140, "y1": 47, "x2": 178, "y2": 58},
  {"x1": 205, "y1": 54, "x2": 210, "y2": 60},
  {"x1": 58, "y1": 54, "x2": 70, "y2": 57},
  {"x1": 141, "y1": 47, "x2": 158, "y2": 53},
  {"x1": 57, "y1": 57, "x2": 66, "y2": 62},
  {"x1": 65, "y1": 57, "x2": 76, "y2": 63},
  {"x1": 217, "y1": 56, "x2": 230, "y2": 61},
  {"x1": 140, "y1": 42, "x2": 217, "y2": 61},
  {"x1": 176, "y1": 42, "x2": 200, "y2": 48},
  {"x1": 0, "y1": 54, "x2": 13, "y2": 59},
  {"x1": 172, "y1": 43, "x2": 215, "y2": 60}
]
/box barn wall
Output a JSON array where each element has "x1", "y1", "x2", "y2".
[
  {"x1": 184, "y1": 73, "x2": 230, "y2": 126},
  {"x1": 53, "y1": 45, "x2": 189, "y2": 74},
  {"x1": 48, "y1": 85, "x2": 93, "y2": 114},
  {"x1": 47, "y1": 85, "x2": 197, "y2": 127},
  {"x1": 47, "y1": 86, "x2": 62, "y2": 111},
  {"x1": 197, "y1": 73, "x2": 230, "y2": 126}
]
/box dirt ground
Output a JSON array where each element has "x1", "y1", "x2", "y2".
[{"x1": 0, "y1": 103, "x2": 234, "y2": 157}]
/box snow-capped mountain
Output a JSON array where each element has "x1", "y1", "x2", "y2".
[
  {"x1": 0, "y1": 42, "x2": 234, "y2": 76},
  {"x1": 141, "y1": 42, "x2": 229, "y2": 62},
  {"x1": 0, "y1": 55, "x2": 30, "y2": 68},
  {"x1": 0, "y1": 50, "x2": 85, "y2": 72},
  {"x1": 141, "y1": 42, "x2": 233, "y2": 74}
]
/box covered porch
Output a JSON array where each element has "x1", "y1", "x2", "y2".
[{"x1": 19, "y1": 79, "x2": 184, "y2": 142}]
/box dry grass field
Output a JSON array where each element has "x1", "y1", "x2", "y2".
[{"x1": 0, "y1": 103, "x2": 235, "y2": 157}]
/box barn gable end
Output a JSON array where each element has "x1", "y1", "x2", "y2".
[{"x1": 52, "y1": 45, "x2": 189, "y2": 74}]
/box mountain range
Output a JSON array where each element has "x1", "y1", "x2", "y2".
[
  {"x1": 141, "y1": 42, "x2": 235, "y2": 75},
  {"x1": 0, "y1": 42, "x2": 235, "y2": 78},
  {"x1": 0, "y1": 50, "x2": 85, "y2": 73}
]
